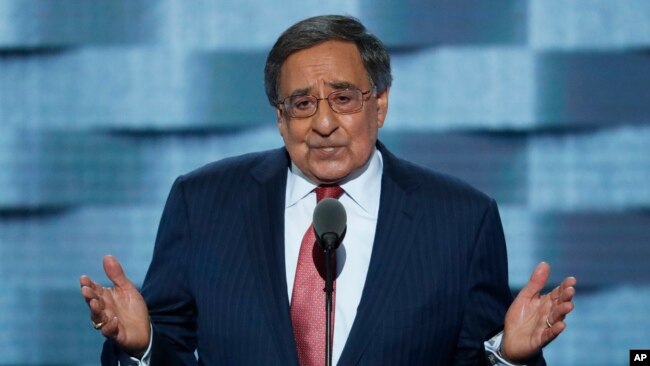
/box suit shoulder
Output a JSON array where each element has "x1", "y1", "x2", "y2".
[
  {"x1": 179, "y1": 148, "x2": 285, "y2": 185},
  {"x1": 395, "y1": 157, "x2": 494, "y2": 206}
]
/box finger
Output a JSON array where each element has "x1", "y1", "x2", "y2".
[
  {"x1": 518, "y1": 262, "x2": 550, "y2": 299},
  {"x1": 551, "y1": 300, "x2": 575, "y2": 323},
  {"x1": 100, "y1": 316, "x2": 120, "y2": 339},
  {"x1": 542, "y1": 319, "x2": 566, "y2": 345},
  {"x1": 89, "y1": 297, "x2": 121, "y2": 336},
  {"x1": 88, "y1": 297, "x2": 103, "y2": 316},
  {"x1": 103, "y1": 255, "x2": 134, "y2": 289},
  {"x1": 561, "y1": 276, "x2": 577, "y2": 288},
  {"x1": 81, "y1": 284, "x2": 110, "y2": 313},
  {"x1": 548, "y1": 299, "x2": 574, "y2": 327},
  {"x1": 80, "y1": 275, "x2": 105, "y2": 297},
  {"x1": 79, "y1": 275, "x2": 92, "y2": 288},
  {"x1": 548, "y1": 284, "x2": 561, "y2": 301},
  {"x1": 547, "y1": 276, "x2": 576, "y2": 305},
  {"x1": 88, "y1": 296, "x2": 109, "y2": 325},
  {"x1": 559, "y1": 277, "x2": 577, "y2": 298},
  {"x1": 559, "y1": 285, "x2": 576, "y2": 303},
  {"x1": 81, "y1": 285, "x2": 98, "y2": 305},
  {"x1": 81, "y1": 279, "x2": 110, "y2": 329},
  {"x1": 85, "y1": 276, "x2": 107, "y2": 297}
]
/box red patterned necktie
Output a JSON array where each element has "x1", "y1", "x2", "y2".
[{"x1": 291, "y1": 185, "x2": 345, "y2": 366}]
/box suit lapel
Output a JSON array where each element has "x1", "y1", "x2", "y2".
[
  {"x1": 338, "y1": 143, "x2": 420, "y2": 365},
  {"x1": 241, "y1": 148, "x2": 300, "y2": 365}
]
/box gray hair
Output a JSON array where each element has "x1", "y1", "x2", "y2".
[{"x1": 264, "y1": 15, "x2": 392, "y2": 106}]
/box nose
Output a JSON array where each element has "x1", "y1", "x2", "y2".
[{"x1": 310, "y1": 98, "x2": 339, "y2": 137}]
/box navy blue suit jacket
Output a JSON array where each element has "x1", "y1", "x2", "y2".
[{"x1": 102, "y1": 142, "x2": 544, "y2": 365}]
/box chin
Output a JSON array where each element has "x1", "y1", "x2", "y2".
[
  {"x1": 311, "y1": 171, "x2": 348, "y2": 185},
  {"x1": 310, "y1": 166, "x2": 351, "y2": 183}
]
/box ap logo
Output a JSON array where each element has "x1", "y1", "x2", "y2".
[{"x1": 631, "y1": 350, "x2": 650, "y2": 365}]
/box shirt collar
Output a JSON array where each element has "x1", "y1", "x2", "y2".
[{"x1": 285, "y1": 148, "x2": 383, "y2": 218}]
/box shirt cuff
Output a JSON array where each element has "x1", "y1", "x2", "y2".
[
  {"x1": 117, "y1": 324, "x2": 153, "y2": 366},
  {"x1": 484, "y1": 331, "x2": 526, "y2": 366},
  {"x1": 121, "y1": 325, "x2": 515, "y2": 365}
]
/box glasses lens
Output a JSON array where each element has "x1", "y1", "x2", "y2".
[
  {"x1": 328, "y1": 89, "x2": 363, "y2": 113},
  {"x1": 287, "y1": 95, "x2": 317, "y2": 118}
]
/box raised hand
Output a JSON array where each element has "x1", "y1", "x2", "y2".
[
  {"x1": 500, "y1": 262, "x2": 576, "y2": 363},
  {"x1": 80, "y1": 255, "x2": 151, "y2": 357}
]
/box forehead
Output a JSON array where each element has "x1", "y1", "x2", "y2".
[{"x1": 278, "y1": 40, "x2": 369, "y2": 94}]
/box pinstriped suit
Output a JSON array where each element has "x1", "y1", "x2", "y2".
[{"x1": 102, "y1": 142, "x2": 545, "y2": 365}]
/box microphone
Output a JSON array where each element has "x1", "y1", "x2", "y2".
[{"x1": 313, "y1": 198, "x2": 347, "y2": 251}]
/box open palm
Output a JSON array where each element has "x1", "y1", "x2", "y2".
[
  {"x1": 80, "y1": 255, "x2": 151, "y2": 357},
  {"x1": 500, "y1": 262, "x2": 576, "y2": 363}
]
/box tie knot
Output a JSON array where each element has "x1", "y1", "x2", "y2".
[{"x1": 315, "y1": 185, "x2": 344, "y2": 202}]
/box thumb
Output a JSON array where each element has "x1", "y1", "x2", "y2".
[
  {"x1": 518, "y1": 261, "x2": 550, "y2": 299},
  {"x1": 103, "y1": 255, "x2": 134, "y2": 289}
]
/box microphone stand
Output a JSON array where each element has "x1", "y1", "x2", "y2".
[
  {"x1": 324, "y1": 246, "x2": 334, "y2": 366},
  {"x1": 314, "y1": 200, "x2": 345, "y2": 366},
  {"x1": 320, "y1": 231, "x2": 342, "y2": 366}
]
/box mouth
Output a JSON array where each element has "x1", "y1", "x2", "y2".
[
  {"x1": 309, "y1": 143, "x2": 342, "y2": 150},
  {"x1": 310, "y1": 145, "x2": 343, "y2": 158}
]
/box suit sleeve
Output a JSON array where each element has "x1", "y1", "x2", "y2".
[
  {"x1": 453, "y1": 199, "x2": 545, "y2": 366},
  {"x1": 102, "y1": 176, "x2": 199, "y2": 365},
  {"x1": 145, "y1": 175, "x2": 200, "y2": 364}
]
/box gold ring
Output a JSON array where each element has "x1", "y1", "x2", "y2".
[
  {"x1": 92, "y1": 320, "x2": 106, "y2": 330},
  {"x1": 545, "y1": 317, "x2": 552, "y2": 329}
]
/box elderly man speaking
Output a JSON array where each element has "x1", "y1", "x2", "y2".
[{"x1": 80, "y1": 15, "x2": 576, "y2": 366}]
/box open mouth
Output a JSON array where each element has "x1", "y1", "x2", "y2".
[{"x1": 311, "y1": 145, "x2": 343, "y2": 157}]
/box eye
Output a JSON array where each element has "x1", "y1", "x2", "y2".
[
  {"x1": 331, "y1": 91, "x2": 354, "y2": 105},
  {"x1": 291, "y1": 96, "x2": 316, "y2": 110}
]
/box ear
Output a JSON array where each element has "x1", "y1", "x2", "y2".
[
  {"x1": 276, "y1": 107, "x2": 286, "y2": 138},
  {"x1": 375, "y1": 87, "x2": 390, "y2": 128}
]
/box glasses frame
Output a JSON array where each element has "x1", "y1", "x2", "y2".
[{"x1": 277, "y1": 87, "x2": 374, "y2": 119}]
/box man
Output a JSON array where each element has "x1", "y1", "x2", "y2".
[{"x1": 80, "y1": 15, "x2": 576, "y2": 365}]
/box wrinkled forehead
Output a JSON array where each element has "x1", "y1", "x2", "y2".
[{"x1": 278, "y1": 40, "x2": 370, "y2": 96}]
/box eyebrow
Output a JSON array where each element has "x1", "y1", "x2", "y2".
[
  {"x1": 328, "y1": 81, "x2": 356, "y2": 90},
  {"x1": 286, "y1": 81, "x2": 359, "y2": 98}
]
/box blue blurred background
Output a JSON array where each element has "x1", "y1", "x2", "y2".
[{"x1": 1, "y1": 1, "x2": 649, "y2": 364}]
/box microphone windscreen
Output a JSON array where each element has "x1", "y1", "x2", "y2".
[{"x1": 313, "y1": 198, "x2": 347, "y2": 238}]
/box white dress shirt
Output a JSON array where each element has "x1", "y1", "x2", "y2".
[{"x1": 284, "y1": 148, "x2": 383, "y2": 365}]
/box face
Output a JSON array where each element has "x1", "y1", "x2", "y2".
[{"x1": 276, "y1": 40, "x2": 389, "y2": 185}]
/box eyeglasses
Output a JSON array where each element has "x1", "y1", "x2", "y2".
[{"x1": 278, "y1": 87, "x2": 374, "y2": 118}]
